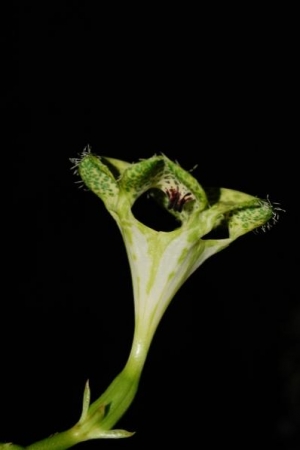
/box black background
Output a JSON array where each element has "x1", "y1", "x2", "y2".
[{"x1": 2, "y1": 4, "x2": 298, "y2": 449}]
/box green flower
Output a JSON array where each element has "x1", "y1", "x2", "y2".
[
  {"x1": 71, "y1": 147, "x2": 275, "y2": 365},
  {"x1": 0, "y1": 150, "x2": 276, "y2": 450},
  {"x1": 68, "y1": 149, "x2": 277, "y2": 443}
]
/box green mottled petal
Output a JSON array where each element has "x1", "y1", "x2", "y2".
[
  {"x1": 228, "y1": 198, "x2": 273, "y2": 239},
  {"x1": 198, "y1": 188, "x2": 271, "y2": 238},
  {"x1": 78, "y1": 154, "x2": 119, "y2": 210},
  {"x1": 119, "y1": 156, "x2": 165, "y2": 204}
]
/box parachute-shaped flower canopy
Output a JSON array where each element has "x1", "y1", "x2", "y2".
[{"x1": 71, "y1": 148, "x2": 274, "y2": 353}]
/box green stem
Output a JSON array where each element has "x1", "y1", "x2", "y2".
[
  {"x1": 86, "y1": 327, "x2": 149, "y2": 431},
  {"x1": 25, "y1": 429, "x2": 81, "y2": 450},
  {"x1": 1, "y1": 331, "x2": 150, "y2": 450}
]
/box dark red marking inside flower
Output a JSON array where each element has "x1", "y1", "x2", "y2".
[{"x1": 165, "y1": 188, "x2": 193, "y2": 212}]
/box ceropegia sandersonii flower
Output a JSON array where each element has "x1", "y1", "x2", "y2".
[
  {"x1": 70, "y1": 147, "x2": 276, "y2": 364},
  {"x1": 0, "y1": 149, "x2": 280, "y2": 450},
  {"x1": 0, "y1": 149, "x2": 279, "y2": 450}
]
